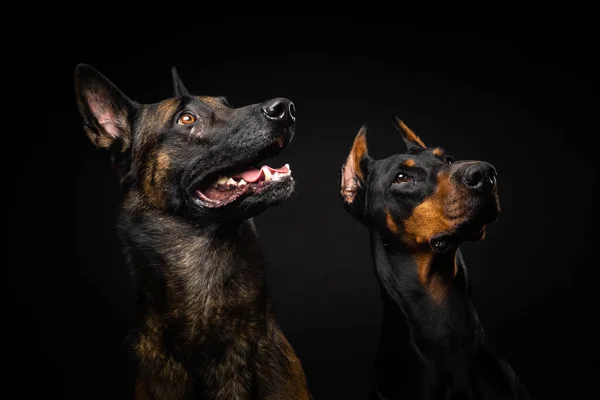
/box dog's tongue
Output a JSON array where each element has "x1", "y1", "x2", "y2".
[{"x1": 233, "y1": 165, "x2": 289, "y2": 183}]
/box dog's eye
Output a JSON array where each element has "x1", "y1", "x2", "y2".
[
  {"x1": 446, "y1": 156, "x2": 454, "y2": 164},
  {"x1": 178, "y1": 113, "x2": 197, "y2": 125},
  {"x1": 395, "y1": 173, "x2": 414, "y2": 184}
]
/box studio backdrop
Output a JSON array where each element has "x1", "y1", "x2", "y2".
[{"x1": 38, "y1": 19, "x2": 595, "y2": 400}]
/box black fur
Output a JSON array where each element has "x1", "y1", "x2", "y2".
[{"x1": 340, "y1": 118, "x2": 531, "y2": 400}]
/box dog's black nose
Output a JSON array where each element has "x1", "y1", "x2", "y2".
[
  {"x1": 262, "y1": 98, "x2": 295, "y2": 122},
  {"x1": 462, "y1": 162, "x2": 497, "y2": 191}
]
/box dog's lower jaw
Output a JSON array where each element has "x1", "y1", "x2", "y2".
[
  {"x1": 189, "y1": 180, "x2": 296, "y2": 223},
  {"x1": 122, "y1": 211, "x2": 310, "y2": 399}
]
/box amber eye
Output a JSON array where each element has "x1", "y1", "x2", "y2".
[{"x1": 178, "y1": 113, "x2": 196, "y2": 125}]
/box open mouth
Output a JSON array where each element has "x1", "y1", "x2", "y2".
[{"x1": 194, "y1": 137, "x2": 293, "y2": 207}]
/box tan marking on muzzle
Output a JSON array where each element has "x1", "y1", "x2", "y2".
[{"x1": 403, "y1": 171, "x2": 467, "y2": 247}]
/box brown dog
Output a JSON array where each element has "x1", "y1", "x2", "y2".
[{"x1": 75, "y1": 64, "x2": 310, "y2": 399}]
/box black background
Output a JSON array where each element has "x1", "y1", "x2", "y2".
[{"x1": 34, "y1": 14, "x2": 595, "y2": 400}]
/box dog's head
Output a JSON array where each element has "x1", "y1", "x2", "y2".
[
  {"x1": 75, "y1": 64, "x2": 296, "y2": 222},
  {"x1": 340, "y1": 116, "x2": 500, "y2": 254}
]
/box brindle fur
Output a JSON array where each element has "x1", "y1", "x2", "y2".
[{"x1": 75, "y1": 64, "x2": 310, "y2": 399}]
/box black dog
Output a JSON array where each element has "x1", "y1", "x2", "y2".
[
  {"x1": 75, "y1": 65, "x2": 311, "y2": 399},
  {"x1": 340, "y1": 117, "x2": 531, "y2": 399}
]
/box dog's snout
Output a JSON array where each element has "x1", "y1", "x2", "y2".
[
  {"x1": 262, "y1": 98, "x2": 295, "y2": 122},
  {"x1": 462, "y1": 162, "x2": 497, "y2": 191}
]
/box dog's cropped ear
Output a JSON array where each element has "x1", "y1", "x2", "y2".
[
  {"x1": 74, "y1": 64, "x2": 137, "y2": 151},
  {"x1": 341, "y1": 124, "x2": 371, "y2": 213},
  {"x1": 390, "y1": 114, "x2": 426, "y2": 151},
  {"x1": 171, "y1": 67, "x2": 190, "y2": 97}
]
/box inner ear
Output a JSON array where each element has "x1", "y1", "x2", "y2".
[
  {"x1": 74, "y1": 64, "x2": 136, "y2": 150},
  {"x1": 390, "y1": 114, "x2": 427, "y2": 151},
  {"x1": 341, "y1": 162, "x2": 359, "y2": 204},
  {"x1": 341, "y1": 125, "x2": 369, "y2": 204}
]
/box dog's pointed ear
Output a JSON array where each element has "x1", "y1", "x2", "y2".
[
  {"x1": 341, "y1": 124, "x2": 370, "y2": 209},
  {"x1": 74, "y1": 64, "x2": 137, "y2": 151},
  {"x1": 171, "y1": 67, "x2": 190, "y2": 97},
  {"x1": 390, "y1": 114, "x2": 427, "y2": 151}
]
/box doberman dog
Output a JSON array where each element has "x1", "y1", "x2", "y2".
[
  {"x1": 340, "y1": 117, "x2": 531, "y2": 399},
  {"x1": 75, "y1": 65, "x2": 311, "y2": 399}
]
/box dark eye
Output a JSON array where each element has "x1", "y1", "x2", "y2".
[
  {"x1": 394, "y1": 173, "x2": 414, "y2": 184},
  {"x1": 446, "y1": 156, "x2": 454, "y2": 164},
  {"x1": 178, "y1": 113, "x2": 196, "y2": 125}
]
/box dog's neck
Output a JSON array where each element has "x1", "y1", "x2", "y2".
[
  {"x1": 122, "y1": 202, "x2": 310, "y2": 398},
  {"x1": 122, "y1": 207, "x2": 272, "y2": 341},
  {"x1": 371, "y1": 229, "x2": 482, "y2": 346},
  {"x1": 369, "y1": 230, "x2": 485, "y2": 396}
]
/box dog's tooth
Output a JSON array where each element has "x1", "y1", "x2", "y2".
[
  {"x1": 227, "y1": 178, "x2": 236, "y2": 185},
  {"x1": 285, "y1": 163, "x2": 290, "y2": 170},
  {"x1": 263, "y1": 168, "x2": 272, "y2": 181},
  {"x1": 217, "y1": 176, "x2": 228, "y2": 185},
  {"x1": 273, "y1": 172, "x2": 280, "y2": 181},
  {"x1": 239, "y1": 179, "x2": 247, "y2": 186}
]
